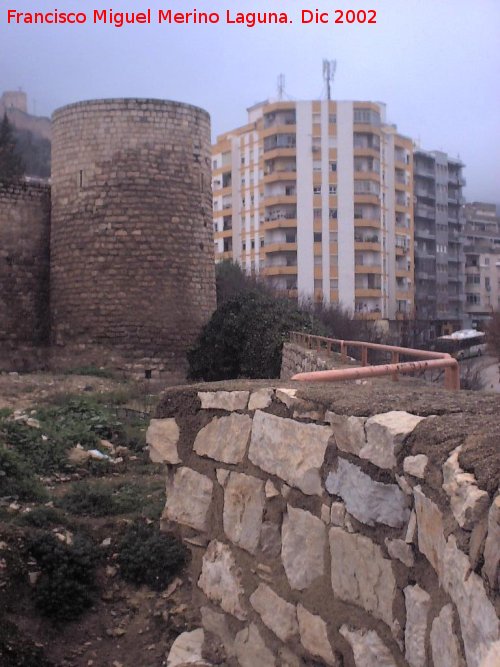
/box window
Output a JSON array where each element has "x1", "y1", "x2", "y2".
[
  {"x1": 313, "y1": 161, "x2": 322, "y2": 171},
  {"x1": 329, "y1": 185, "x2": 337, "y2": 195},
  {"x1": 329, "y1": 114, "x2": 337, "y2": 124},
  {"x1": 313, "y1": 208, "x2": 322, "y2": 219},
  {"x1": 251, "y1": 240, "x2": 255, "y2": 250},
  {"x1": 329, "y1": 209, "x2": 337, "y2": 219},
  {"x1": 314, "y1": 256, "x2": 322, "y2": 265},
  {"x1": 260, "y1": 238, "x2": 264, "y2": 247},
  {"x1": 314, "y1": 232, "x2": 322, "y2": 242},
  {"x1": 330, "y1": 161, "x2": 337, "y2": 172},
  {"x1": 212, "y1": 159, "x2": 218, "y2": 169},
  {"x1": 314, "y1": 279, "x2": 322, "y2": 289},
  {"x1": 312, "y1": 113, "x2": 321, "y2": 125},
  {"x1": 330, "y1": 279, "x2": 338, "y2": 289},
  {"x1": 313, "y1": 185, "x2": 322, "y2": 195},
  {"x1": 329, "y1": 232, "x2": 338, "y2": 243}
]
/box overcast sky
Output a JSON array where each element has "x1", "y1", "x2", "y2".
[{"x1": 1, "y1": 0, "x2": 499, "y2": 201}]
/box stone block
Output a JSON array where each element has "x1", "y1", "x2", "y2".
[
  {"x1": 363, "y1": 411, "x2": 425, "y2": 469},
  {"x1": 234, "y1": 624, "x2": 276, "y2": 667},
  {"x1": 249, "y1": 410, "x2": 331, "y2": 495},
  {"x1": 282, "y1": 505, "x2": 326, "y2": 590},
  {"x1": 483, "y1": 495, "x2": 500, "y2": 590},
  {"x1": 329, "y1": 527, "x2": 396, "y2": 631},
  {"x1": 385, "y1": 538, "x2": 414, "y2": 567},
  {"x1": 147, "y1": 418, "x2": 181, "y2": 464},
  {"x1": 223, "y1": 472, "x2": 265, "y2": 554},
  {"x1": 413, "y1": 486, "x2": 446, "y2": 577},
  {"x1": 265, "y1": 479, "x2": 280, "y2": 498},
  {"x1": 339, "y1": 625, "x2": 398, "y2": 667},
  {"x1": 330, "y1": 501, "x2": 346, "y2": 527},
  {"x1": 166, "y1": 628, "x2": 207, "y2": 666},
  {"x1": 430, "y1": 604, "x2": 465, "y2": 667},
  {"x1": 260, "y1": 521, "x2": 282, "y2": 558},
  {"x1": 198, "y1": 391, "x2": 249, "y2": 411},
  {"x1": 248, "y1": 388, "x2": 274, "y2": 411},
  {"x1": 297, "y1": 604, "x2": 338, "y2": 666},
  {"x1": 442, "y1": 446, "x2": 490, "y2": 530},
  {"x1": 275, "y1": 387, "x2": 297, "y2": 408},
  {"x1": 198, "y1": 541, "x2": 246, "y2": 621},
  {"x1": 164, "y1": 467, "x2": 213, "y2": 531},
  {"x1": 194, "y1": 413, "x2": 252, "y2": 464},
  {"x1": 200, "y1": 606, "x2": 234, "y2": 658},
  {"x1": 403, "y1": 454, "x2": 428, "y2": 479},
  {"x1": 404, "y1": 584, "x2": 431, "y2": 667},
  {"x1": 250, "y1": 583, "x2": 298, "y2": 643},
  {"x1": 326, "y1": 412, "x2": 366, "y2": 455},
  {"x1": 326, "y1": 458, "x2": 410, "y2": 528}
]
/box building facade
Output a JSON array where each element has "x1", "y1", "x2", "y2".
[
  {"x1": 413, "y1": 150, "x2": 465, "y2": 339},
  {"x1": 212, "y1": 100, "x2": 414, "y2": 321}
]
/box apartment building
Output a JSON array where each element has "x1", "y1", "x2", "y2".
[
  {"x1": 463, "y1": 202, "x2": 500, "y2": 328},
  {"x1": 413, "y1": 150, "x2": 465, "y2": 339},
  {"x1": 212, "y1": 100, "x2": 414, "y2": 321}
]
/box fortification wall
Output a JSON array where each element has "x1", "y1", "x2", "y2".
[
  {"x1": 50, "y1": 98, "x2": 216, "y2": 379},
  {"x1": 148, "y1": 380, "x2": 500, "y2": 667},
  {"x1": 280, "y1": 342, "x2": 346, "y2": 379},
  {"x1": 0, "y1": 180, "x2": 50, "y2": 370}
]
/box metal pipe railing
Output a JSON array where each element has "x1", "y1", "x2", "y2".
[{"x1": 289, "y1": 331, "x2": 460, "y2": 390}]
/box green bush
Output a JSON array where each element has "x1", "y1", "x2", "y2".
[
  {"x1": 188, "y1": 289, "x2": 312, "y2": 380},
  {"x1": 117, "y1": 522, "x2": 187, "y2": 591},
  {"x1": 28, "y1": 533, "x2": 97, "y2": 622},
  {"x1": 17, "y1": 507, "x2": 66, "y2": 528},
  {"x1": 0, "y1": 446, "x2": 47, "y2": 501},
  {"x1": 0, "y1": 619, "x2": 53, "y2": 667},
  {"x1": 58, "y1": 481, "x2": 143, "y2": 517}
]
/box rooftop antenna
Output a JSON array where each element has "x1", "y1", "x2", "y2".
[
  {"x1": 322, "y1": 59, "x2": 337, "y2": 100},
  {"x1": 277, "y1": 74, "x2": 286, "y2": 100}
]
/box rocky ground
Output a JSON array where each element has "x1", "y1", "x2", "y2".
[{"x1": 0, "y1": 371, "x2": 196, "y2": 667}]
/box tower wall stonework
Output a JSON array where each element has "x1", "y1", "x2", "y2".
[
  {"x1": 50, "y1": 98, "x2": 216, "y2": 378},
  {"x1": 0, "y1": 180, "x2": 50, "y2": 370}
]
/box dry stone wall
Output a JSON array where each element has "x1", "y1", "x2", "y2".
[
  {"x1": 280, "y1": 342, "x2": 345, "y2": 380},
  {"x1": 150, "y1": 381, "x2": 500, "y2": 667}
]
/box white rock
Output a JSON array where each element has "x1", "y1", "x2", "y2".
[
  {"x1": 234, "y1": 624, "x2": 276, "y2": 667},
  {"x1": 198, "y1": 391, "x2": 249, "y2": 411},
  {"x1": 430, "y1": 604, "x2": 465, "y2": 667},
  {"x1": 321, "y1": 503, "x2": 331, "y2": 524},
  {"x1": 326, "y1": 412, "x2": 366, "y2": 456},
  {"x1": 442, "y1": 535, "x2": 500, "y2": 667},
  {"x1": 198, "y1": 541, "x2": 246, "y2": 621},
  {"x1": 339, "y1": 625, "x2": 397, "y2": 667},
  {"x1": 297, "y1": 604, "x2": 338, "y2": 666},
  {"x1": 405, "y1": 510, "x2": 417, "y2": 544},
  {"x1": 326, "y1": 458, "x2": 410, "y2": 528},
  {"x1": 194, "y1": 414, "x2": 252, "y2": 464},
  {"x1": 396, "y1": 473, "x2": 413, "y2": 495},
  {"x1": 167, "y1": 628, "x2": 206, "y2": 666},
  {"x1": 249, "y1": 583, "x2": 298, "y2": 642},
  {"x1": 363, "y1": 411, "x2": 425, "y2": 469},
  {"x1": 249, "y1": 411, "x2": 331, "y2": 495},
  {"x1": 216, "y1": 469, "x2": 230, "y2": 487},
  {"x1": 282, "y1": 505, "x2": 326, "y2": 590},
  {"x1": 385, "y1": 538, "x2": 414, "y2": 567},
  {"x1": 164, "y1": 468, "x2": 213, "y2": 531},
  {"x1": 480, "y1": 641, "x2": 500, "y2": 667},
  {"x1": 223, "y1": 472, "x2": 265, "y2": 554},
  {"x1": 275, "y1": 387, "x2": 297, "y2": 408},
  {"x1": 265, "y1": 479, "x2": 280, "y2": 499},
  {"x1": 442, "y1": 446, "x2": 490, "y2": 530},
  {"x1": 403, "y1": 454, "x2": 428, "y2": 479},
  {"x1": 413, "y1": 486, "x2": 446, "y2": 577},
  {"x1": 248, "y1": 388, "x2": 274, "y2": 411},
  {"x1": 404, "y1": 585, "x2": 431, "y2": 667},
  {"x1": 330, "y1": 502, "x2": 346, "y2": 527},
  {"x1": 329, "y1": 527, "x2": 396, "y2": 631},
  {"x1": 483, "y1": 495, "x2": 500, "y2": 590},
  {"x1": 200, "y1": 607, "x2": 234, "y2": 658},
  {"x1": 293, "y1": 400, "x2": 324, "y2": 421},
  {"x1": 147, "y1": 418, "x2": 181, "y2": 464}
]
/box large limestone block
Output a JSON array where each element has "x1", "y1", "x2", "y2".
[
  {"x1": 363, "y1": 411, "x2": 425, "y2": 469},
  {"x1": 442, "y1": 446, "x2": 490, "y2": 529},
  {"x1": 249, "y1": 410, "x2": 331, "y2": 495},
  {"x1": 248, "y1": 388, "x2": 274, "y2": 411},
  {"x1": 297, "y1": 604, "x2": 338, "y2": 666},
  {"x1": 249, "y1": 583, "x2": 298, "y2": 643},
  {"x1": 413, "y1": 486, "x2": 446, "y2": 577},
  {"x1": 198, "y1": 541, "x2": 246, "y2": 621},
  {"x1": 404, "y1": 584, "x2": 431, "y2": 667},
  {"x1": 430, "y1": 604, "x2": 465, "y2": 667},
  {"x1": 326, "y1": 411, "x2": 366, "y2": 455},
  {"x1": 441, "y1": 535, "x2": 500, "y2": 667},
  {"x1": 164, "y1": 468, "x2": 213, "y2": 531},
  {"x1": 326, "y1": 458, "x2": 410, "y2": 528},
  {"x1": 234, "y1": 624, "x2": 276, "y2": 667},
  {"x1": 223, "y1": 472, "x2": 265, "y2": 554},
  {"x1": 167, "y1": 628, "x2": 207, "y2": 666},
  {"x1": 147, "y1": 418, "x2": 181, "y2": 464},
  {"x1": 483, "y1": 495, "x2": 500, "y2": 590},
  {"x1": 198, "y1": 391, "x2": 249, "y2": 411},
  {"x1": 282, "y1": 505, "x2": 326, "y2": 590},
  {"x1": 480, "y1": 641, "x2": 500, "y2": 667},
  {"x1": 403, "y1": 454, "x2": 428, "y2": 479},
  {"x1": 339, "y1": 626, "x2": 398, "y2": 667},
  {"x1": 385, "y1": 538, "x2": 414, "y2": 567},
  {"x1": 329, "y1": 527, "x2": 396, "y2": 631},
  {"x1": 194, "y1": 414, "x2": 252, "y2": 464}
]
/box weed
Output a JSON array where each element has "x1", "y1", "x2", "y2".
[
  {"x1": 117, "y1": 522, "x2": 187, "y2": 590},
  {"x1": 58, "y1": 481, "x2": 144, "y2": 517},
  {"x1": 17, "y1": 506, "x2": 67, "y2": 528},
  {"x1": 0, "y1": 446, "x2": 48, "y2": 501}
]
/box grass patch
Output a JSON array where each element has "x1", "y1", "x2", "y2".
[
  {"x1": 0, "y1": 446, "x2": 48, "y2": 501},
  {"x1": 57, "y1": 481, "x2": 147, "y2": 517},
  {"x1": 17, "y1": 506, "x2": 67, "y2": 529},
  {"x1": 62, "y1": 366, "x2": 116, "y2": 379}
]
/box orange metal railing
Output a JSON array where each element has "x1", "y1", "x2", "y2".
[{"x1": 289, "y1": 331, "x2": 460, "y2": 390}]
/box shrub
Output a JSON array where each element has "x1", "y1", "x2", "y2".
[
  {"x1": 487, "y1": 311, "x2": 500, "y2": 358},
  {"x1": 117, "y1": 522, "x2": 187, "y2": 590},
  {"x1": 0, "y1": 446, "x2": 47, "y2": 501},
  {"x1": 18, "y1": 507, "x2": 66, "y2": 528},
  {"x1": 58, "y1": 481, "x2": 143, "y2": 517},
  {"x1": 188, "y1": 289, "x2": 312, "y2": 380},
  {"x1": 28, "y1": 533, "x2": 97, "y2": 622},
  {"x1": 0, "y1": 619, "x2": 53, "y2": 667}
]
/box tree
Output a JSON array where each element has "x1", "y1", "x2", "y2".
[
  {"x1": 215, "y1": 259, "x2": 269, "y2": 306},
  {"x1": 0, "y1": 113, "x2": 25, "y2": 181},
  {"x1": 487, "y1": 311, "x2": 500, "y2": 359}
]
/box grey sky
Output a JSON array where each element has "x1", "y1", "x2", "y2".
[{"x1": 1, "y1": 0, "x2": 499, "y2": 201}]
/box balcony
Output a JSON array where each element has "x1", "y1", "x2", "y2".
[
  {"x1": 263, "y1": 170, "x2": 297, "y2": 184},
  {"x1": 264, "y1": 242, "x2": 297, "y2": 254},
  {"x1": 262, "y1": 266, "x2": 298, "y2": 277},
  {"x1": 264, "y1": 194, "x2": 297, "y2": 207},
  {"x1": 355, "y1": 241, "x2": 381, "y2": 252},
  {"x1": 415, "y1": 204, "x2": 435, "y2": 219}
]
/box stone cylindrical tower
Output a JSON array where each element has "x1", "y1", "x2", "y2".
[{"x1": 50, "y1": 98, "x2": 216, "y2": 379}]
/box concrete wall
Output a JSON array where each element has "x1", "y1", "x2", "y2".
[
  {"x1": 149, "y1": 380, "x2": 500, "y2": 667},
  {"x1": 0, "y1": 180, "x2": 50, "y2": 370}
]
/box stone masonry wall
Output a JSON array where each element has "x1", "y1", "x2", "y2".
[
  {"x1": 149, "y1": 380, "x2": 499, "y2": 667},
  {"x1": 50, "y1": 98, "x2": 216, "y2": 379},
  {"x1": 280, "y1": 342, "x2": 346, "y2": 380},
  {"x1": 0, "y1": 180, "x2": 50, "y2": 370}
]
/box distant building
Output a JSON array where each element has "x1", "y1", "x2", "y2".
[
  {"x1": 413, "y1": 149, "x2": 465, "y2": 339},
  {"x1": 212, "y1": 99, "x2": 414, "y2": 321},
  {"x1": 463, "y1": 202, "x2": 500, "y2": 328},
  {"x1": 0, "y1": 90, "x2": 52, "y2": 141}
]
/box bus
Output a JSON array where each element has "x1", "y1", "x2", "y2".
[{"x1": 434, "y1": 329, "x2": 487, "y2": 360}]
